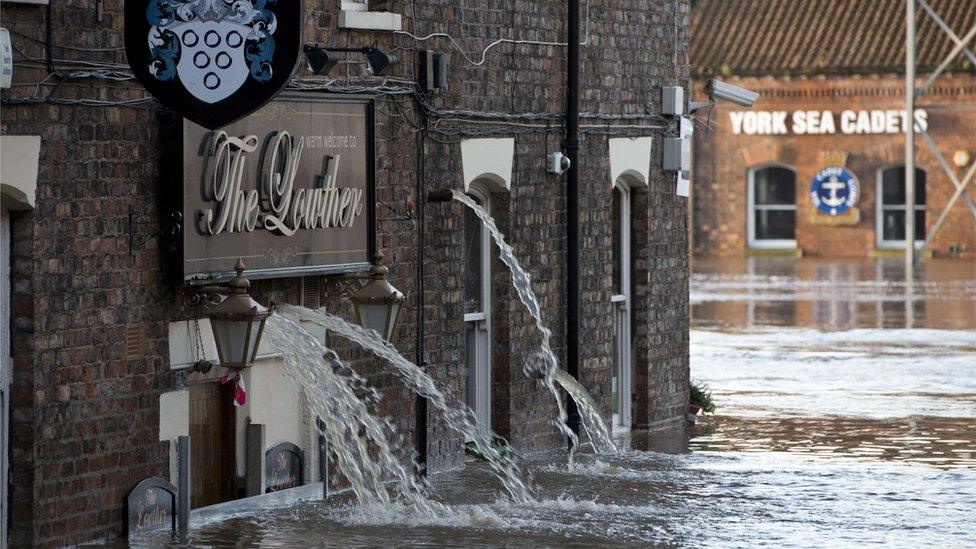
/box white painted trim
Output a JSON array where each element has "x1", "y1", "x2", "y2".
[
  {"x1": 0, "y1": 136, "x2": 40, "y2": 211},
  {"x1": 338, "y1": 10, "x2": 402, "y2": 31},
  {"x1": 158, "y1": 391, "x2": 190, "y2": 441},
  {"x1": 608, "y1": 137, "x2": 653, "y2": 189},
  {"x1": 461, "y1": 138, "x2": 514, "y2": 194},
  {"x1": 876, "y1": 165, "x2": 927, "y2": 249},
  {"x1": 747, "y1": 164, "x2": 797, "y2": 249}
]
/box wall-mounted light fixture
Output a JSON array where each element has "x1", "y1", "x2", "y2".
[
  {"x1": 304, "y1": 44, "x2": 397, "y2": 76},
  {"x1": 184, "y1": 259, "x2": 273, "y2": 371},
  {"x1": 324, "y1": 250, "x2": 406, "y2": 341}
]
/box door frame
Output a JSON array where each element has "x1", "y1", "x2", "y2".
[
  {"x1": 463, "y1": 185, "x2": 492, "y2": 428},
  {"x1": 611, "y1": 182, "x2": 632, "y2": 431},
  {"x1": 1, "y1": 206, "x2": 10, "y2": 549}
]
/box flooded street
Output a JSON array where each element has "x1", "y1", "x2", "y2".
[{"x1": 140, "y1": 258, "x2": 975, "y2": 547}]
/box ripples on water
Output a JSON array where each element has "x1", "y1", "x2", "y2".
[
  {"x1": 141, "y1": 450, "x2": 976, "y2": 547},
  {"x1": 134, "y1": 257, "x2": 974, "y2": 547}
]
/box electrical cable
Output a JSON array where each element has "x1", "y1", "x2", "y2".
[{"x1": 393, "y1": 1, "x2": 591, "y2": 66}]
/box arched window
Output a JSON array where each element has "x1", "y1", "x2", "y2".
[
  {"x1": 748, "y1": 165, "x2": 797, "y2": 248},
  {"x1": 877, "y1": 166, "x2": 926, "y2": 249}
]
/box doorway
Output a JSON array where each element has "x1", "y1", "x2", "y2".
[
  {"x1": 1, "y1": 206, "x2": 10, "y2": 549},
  {"x1": 611, "y1": 184, "x2": 632, "y2": 430},
  {"x1": 463, "y1": 187, "x2": 492, "y2": 429},
  {"x1": 188, "y1": 381, "x2": 236, "y2": 508}
]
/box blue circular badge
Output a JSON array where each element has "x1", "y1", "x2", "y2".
[{"x1": 809, "y1": 167, "x2": 859, "y2": 216}]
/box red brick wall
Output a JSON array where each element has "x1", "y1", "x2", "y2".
[{"x1": 692, "y1": 73, "x2": 976, "y2": 258}]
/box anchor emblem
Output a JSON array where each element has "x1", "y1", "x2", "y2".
[{"x1": 810, "y1": 166, "x2": 860, "y2": 216}]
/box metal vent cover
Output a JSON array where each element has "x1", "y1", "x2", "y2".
[
  {"x1": 124, "y1": 325, "x2": 142, "y2": 359},
  {"x1": 301, "y1": 276, "x2": 321, "y2": 309}
]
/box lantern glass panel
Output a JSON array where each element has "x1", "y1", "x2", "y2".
[
  {"x1": 211, "y1": 317, "x2": 248, "y2": 366},
  {"x1": 246, "y1": 317, "x2": 264, "y2": 362},
  {"x1": 386, "y1": 301, "x2": 401, "y2": 339},
  {"x1": 358, "y1": 302, "x2": 390, "y2": 336}
]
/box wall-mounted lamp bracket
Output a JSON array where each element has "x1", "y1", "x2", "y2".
[{"x1": 128, "y1": 206, "x2": 182, "y2": 254}]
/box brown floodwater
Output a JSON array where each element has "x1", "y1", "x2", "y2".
[{"x1": 129, "y1": 258, "x2": 975, "y2": 547}]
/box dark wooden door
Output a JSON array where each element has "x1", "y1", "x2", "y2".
[{"x1": 189, "y1": 381, "x2": 235, "y2": 508}]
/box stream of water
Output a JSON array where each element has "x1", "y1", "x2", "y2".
[
  {"x1": 264, "y1": 315, "x2": 441, "y2": 515},
  {"x1": 276, "y1": 304, "x2": 533, "y2": 504},
  {"x1": 451, "y1": 190, "x2": 616, "y2": 457}
]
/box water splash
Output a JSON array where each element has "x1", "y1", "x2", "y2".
[
  {"x1": 265, "y1": 315, "x2": 445, "y2": 516},
  {"x1": 553, "y1": 370, "x2": 615, "y2": 453},
  {"x1": 450, "y1": 189, "x2": 616, "y2": 460},
  {"x1": 276, "y1": 304, "x2": 534, "y2": 504}
]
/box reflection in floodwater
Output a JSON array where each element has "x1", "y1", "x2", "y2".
[
  {"x1": 692, "y1": 257, "x2": 976, "y2": 330},
  {"x1": 137, "y1": 258, "x2": 975, "y2": 546}
]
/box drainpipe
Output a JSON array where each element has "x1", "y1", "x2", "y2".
[
  {"x1": 565, "y1": 0, "x2": 582, "y2": 439},
  {"x1": 415, "y1": 113, "x2": 429, "y2": 473}
]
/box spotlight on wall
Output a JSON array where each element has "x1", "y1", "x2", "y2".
[
  {"x1": 304, "y1": 45, "x2": 339, "y2": 75},
  {"x1": 365, "y1": 46, "x2": 396, "y2": 76},
  {"x1": 547, "y1": 152, "x2": 571, "y2": 175},
  {"x1": 302, "y1": 44, "x2": 396, "y2": 77}
]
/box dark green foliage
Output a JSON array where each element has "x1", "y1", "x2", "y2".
[{"x1": 690, "y1": 382, "x2": 716, "y2": 414}]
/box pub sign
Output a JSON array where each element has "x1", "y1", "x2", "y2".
[
  {"x1": 125, "y1": 0, "x2": 303, "y2": 129},
  {"x1": 180, "y1": 95, "x2": 376, "y2": 282}
]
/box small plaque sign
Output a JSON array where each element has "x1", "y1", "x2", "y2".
[
  {"x1": 265, "y1": 442, "x2": 304, "y2": 493},
  {"x1": 126, "y1": 476, "x2": 178, "y2": 537}
]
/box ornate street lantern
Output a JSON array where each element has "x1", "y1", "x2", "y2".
[
  {"x1": 347, "y1": 253, "x2": 405, "y2": 341},
  {"x1": 207, "y1": 259, "x2": 272, "y2": 370}
]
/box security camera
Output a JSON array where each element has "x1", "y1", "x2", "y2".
[
  {"x1": 547, "y1": 152, "x2": 571, "y2": 174},
  {"x1": 705, "y1": 79, "x2": 759, "y2": 107}
]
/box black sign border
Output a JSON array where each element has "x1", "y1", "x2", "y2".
[
  {"x1": 124, "y1": 0, "x2": 304, "y2": 130},
  {"x1": 264, "y1": 441, "x2": 305, "y2": 493},
  {"x1": 169, "y1": 93, "x2": 377, "y2": 285},
  {"x1": 125, "y1": 476, "x2": 178, "y2": 537}
]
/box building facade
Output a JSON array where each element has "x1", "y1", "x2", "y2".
[
  {"x1": 0, "y1": 1, "x2": 691, "y2": 544},
  {"x1": 691, "y1": 0, "x2": 976, "y2": 258}
]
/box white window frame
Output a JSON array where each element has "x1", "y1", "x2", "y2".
[
  {"x1": 611, "y1": 182, "x2": 632, "y2": 431},
  {"x1": 747, "y1": 164, "x2": 797, "y2": 249},
  {"x1": 876, "y1": 165, "x2": 926, "y2": 249},
  {"x1": 463, "y1": 184, "x2": 492, "y2": 429}
]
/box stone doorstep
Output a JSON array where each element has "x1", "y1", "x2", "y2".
[{"x1": 188, "y1": 482, "x2": 325, "y2": 530}]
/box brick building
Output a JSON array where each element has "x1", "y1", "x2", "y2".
[
  {"x1": 0, "y1": 0, "x2": 691, "y2": 544},
  {"x1": 691, "y1": 0, "x2": 976, "y2": 258}
]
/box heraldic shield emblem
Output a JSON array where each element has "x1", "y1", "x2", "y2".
[{"x1": 125, "y1": 0, "x2": 302, "y2": 129}]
